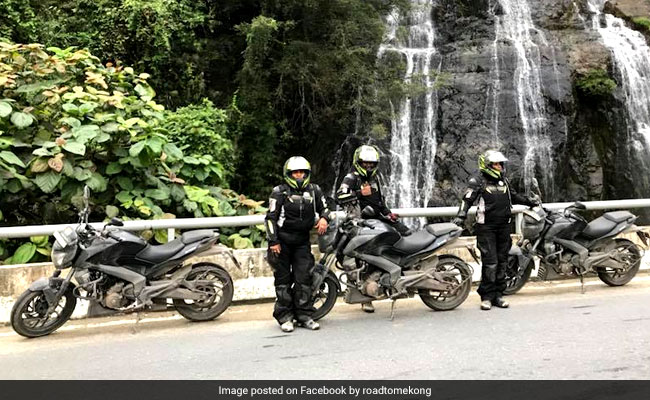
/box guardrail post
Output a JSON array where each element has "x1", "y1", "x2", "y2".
[{"x1": 167, "y1": 228, "x2": 175, "y2": 242}]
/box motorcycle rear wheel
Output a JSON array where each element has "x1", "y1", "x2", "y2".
[
  {"x1": 11, "y1": 288, "x2": 76, "y2": 338},
  {"x1": 419, "y1": 256, "x2": 472, "y2": 311},
  {"x1": 597, "y1": 238, "x2": 641, "y2": 286},
  {"x1": 174, "y1": 263, "x2": 233, "y2": 321},
  {"x1": 312, "y1": 275, "x2": 339, "y2": 321}
]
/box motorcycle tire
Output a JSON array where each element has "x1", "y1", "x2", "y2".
[
  {"x1": 311, "y1": 275, "x2": 339, "y2": 321},
  {"x1": 11, "y1": 287, "x2": 76, "y2": 338},
  {"x1": 503, "y1": 254, "x2": 533, "y2": 295},
  {"x1": 174, "y1": 263, "x2": 234, "y2": 321},
  {"x1": 597, "y1": 238, "x2": 641, "y2": 287},
  {"x1": 419, "y1": 256, "x2": 472, "y2": 311}
]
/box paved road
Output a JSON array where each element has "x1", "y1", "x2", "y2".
[{"x1": 1, "y1": 274, "x2": 650, "y2": 379}]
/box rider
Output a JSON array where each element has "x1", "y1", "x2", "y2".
[
  {"x1": 452, "y1": 150, "x2": 538, "y2": 311},
  {"x1": 265, "y1": 156, "x2": 330, "y2": 332},
  {"x1": 336, "y1": 144, "x2": 411, "y2": 313}
]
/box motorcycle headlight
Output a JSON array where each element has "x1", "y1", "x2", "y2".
[{"x1": 51, "y1": 228, "x2": 78, "y2": 269}]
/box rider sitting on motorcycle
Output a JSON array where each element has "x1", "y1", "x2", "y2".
[
  {"x1": 452, "y1": 150, "x2": 538, "y2": 311},
  {"x1": 336, "y1": 144, "x2": 411, "y2": 313}
]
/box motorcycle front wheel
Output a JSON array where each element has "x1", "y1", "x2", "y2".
[
  {"x1": 597, "y1": 238, "x2": 641, "y2": 286},
  {"x1": 11, "y1": 288, "x2": 76, "y2": 338},
  {"x1": 311, "y1": 275, "x2": 339, "y2": 321},
  {"x1": 503, "y1": 254, "x2": 533, "y2": 295},
  {"x1": 419, "y1": 256, "x2": 472, "y2": 311},
  {"x1": 174, "y1": 263, "x2": 234, "y2": 321}
]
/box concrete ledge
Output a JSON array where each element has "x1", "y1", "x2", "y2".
[{"x1": 2, "y1": 232, "x2": 649, "y2": 323}]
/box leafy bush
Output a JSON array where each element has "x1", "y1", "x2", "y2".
[
  {"x1": 163, "y1": 99, "x2": 235, "y2": 187},
  {"x1": 575, "y1": 69, "x2": 617, "y2": 98},
  {"x1": 0, "y1": 42, "x2": 266, "y2": 261},
  {"x1": 632, "y1": 17, "x2": 650, "y2": 32}
]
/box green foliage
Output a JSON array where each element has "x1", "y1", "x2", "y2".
[
  {"x1": 163, "y1": 99, "x2": 235, "y2": 187},
  {"x1": 575, "y1": 69, "x2": 617, "y2": 98},
  {"x1": 632, "y1": 17, "x2": 650, "y2": 32},
  {"x1": 0, "y1": 42, "x2": 267, "y2": 259},
  {"x1": 2, "y1": 235, "x2": 51, "y2": 264}
]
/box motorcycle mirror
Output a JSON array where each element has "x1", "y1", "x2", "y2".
[
  {"x1": 108, "y1": 217, "x2": 124, "y2": 227},
  {"x1": 361, "y1": 205, "x2": 376, "y2": 219}
]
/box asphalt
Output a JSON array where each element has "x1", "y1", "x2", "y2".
[{"x1": 1, "y1": 273, "x2": 650, "y2": 379}]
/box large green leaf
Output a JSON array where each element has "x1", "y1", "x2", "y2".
[
  {"x1": 116, "y1": 176, "x2": 134, "y2": 190},
  {"x1": 105, "y1": 162, "x2": 123, "y2": 175},
  {"x1": 154, "y1": 229, "x2": 168, "y2": 244},
  {"x1": 162, "y1": 143, "x2": 183, "y2": 161},
  {"x1": 0, "y1": 102, "x2": 12, "y2": 118},
  {"x1": 62, "y1": 141, "x2": 86, "y2": 155},
  {"x1": 129, "y1": 141, "x2": 146, "y2": 157},
  {"x1": 0, "y1": 151, "x2": 26, "y2": 168},
  {"x1": 146, "y1": 136, "x2": 165, "y2": 154},
  {"x1": 145, "y1": 188, "x2": 170, "y2": 200},
  {"x1": 86, "y1": 172, "x2": 108, "y2": 192},
  {"x1": 10, "y1": 112, "x2": 34, "y2": 128},
  {"x1": 12, "y1": 242, "x2": 37, "y2": 264},
  {"x1": 30, "y1": 235, "x2": 49, "y2": 247},
  {"x1": 116, "y1": 191, "x2": 133, "y2": 204},
  {"x1": 134, "y1": 83, "x2": 156, "y2": 101},
  {"x1": 72, "y1": 125, "x2": 99, "y2": 144},
  {"x1": 105, "y1": 205, "x2": 119, "y2": 218},
  {"x1": 72, "y1": 167, "x2": 93, "y2": 181},
  {"x1": 60, "y1": 117, "x2": 81, "y2": 128},
  {"x1": 35, "y1": 171, "x2": 62, "y2": 193}
]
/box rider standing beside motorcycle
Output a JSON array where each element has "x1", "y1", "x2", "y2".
[
  {"x1": 266, "y1": 156, "x2": 330, "y2": 332},
  {"x1": 452, "y1": 150, "x2": 538, "y2": 311},
  {"x1": 336, "y1": 144, "x2": 411, "y2": 313}
]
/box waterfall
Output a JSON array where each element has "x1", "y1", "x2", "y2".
[
  {"x1": 587, "y1": 0, "x2": 650, "y2": 155},
  {"x1": 490, "y1": 0, "x2": 555, "y2": 195},
  {"x1": 380, "y1": 0, "x2": 440, "y2": 226}
]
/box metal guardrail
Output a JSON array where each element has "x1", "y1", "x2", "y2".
[{"x1": 1, "y1": 199, "x2": 650, "y2": 241}]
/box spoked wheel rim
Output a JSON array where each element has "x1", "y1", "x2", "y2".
[
  {"x1": 599, "y1": 242, "x2": 641, "y2": 285},
  {"x1": 20, "y1": 292, "x2": 69, "y2": 331},
  {"x1": 312, "y1": 282, "x2": 332, "y2": 311},
  {"x1": 180, "y1": 270, "x2": 226, "y2": 312}
]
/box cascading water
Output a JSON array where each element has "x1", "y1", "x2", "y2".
[
  {"x1": 490, "y1": 0, "x2": 555, "y2": 196},
  {"x1": 587, "y1": 0, "x2": 650, "y2": 157},
  {"x1": 380, "y1": 1, "x2": 440, "y2": 226}
]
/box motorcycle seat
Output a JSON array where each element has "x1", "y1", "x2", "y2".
[
  {"x1": 181, "y1": 229, "x2": 216, "y2": 244},
  {"x1": 603, "y1": 211, "x2": 635, "y2": 223},
  {"x1": 425, "y1": 223, "x2": 461, "y2": 237},
  {"x1": 136, "y1": 239, "x2": 186, "y2": 264},
  {"x1": 393, "y1": 229, "x2": 436, "y2": 253},
  {"x1": 581, "y1": 216, "x2": 617, "y2": 239}
]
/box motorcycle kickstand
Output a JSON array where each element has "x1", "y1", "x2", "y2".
[
  {"x1": 389, "y1": 299, "x2": 396, "y2": 321},
  {"x1": 131, "y1": 311, "x2": 143, "y2": 334},
  {"x1": 579, "y1": 274, "x2": 585, "y2": 294}
]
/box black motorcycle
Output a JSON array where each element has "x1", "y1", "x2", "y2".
[
  {"x1": 505, "y1": 201, "x2": 648, "y2": 295},
  {"x1": 11, "y1": 186, "x2": 240, "y2": 338},
  {"x1": 310, "y1": 207, "x2": 473, "y2": 320}
]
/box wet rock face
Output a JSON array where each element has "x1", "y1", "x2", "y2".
[
  {"x1": 427, "y1": 0, "x2": 641, "y2": 208},
  {"x1": 319, "y1": 0, "x2": 647, "y2": 212}
]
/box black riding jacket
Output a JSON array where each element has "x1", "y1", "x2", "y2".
[
  {"x1": 265, "y1": 183, "x2": 329, "y2": 245},
  {"x1": 336, "y1": 172, "x2": 391, "y2": 217},
  {"x1": 456, "y1": 172, "x2": 535, "y2": 225}
]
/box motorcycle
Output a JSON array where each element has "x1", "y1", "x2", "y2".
[
  {"x1": 310, "y1": 207, "x2": 473, "y2": 320},
  {"x1": 11, "y1": 186, "x2": 241, "y2": 338},
  {"x1": 505, "y1": 199, "x2": 648, "y2": 295}
]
